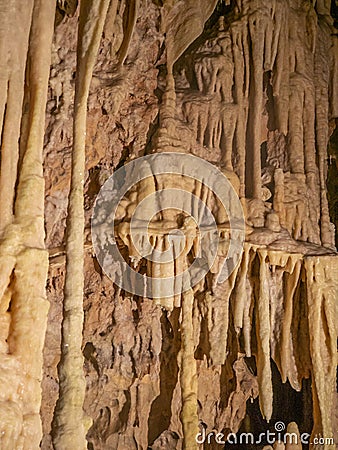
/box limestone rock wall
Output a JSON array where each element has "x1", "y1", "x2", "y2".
[{"x1": 0, "y1": 1, "x2": 337, "y2": 449}]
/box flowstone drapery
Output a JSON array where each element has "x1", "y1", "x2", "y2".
[
  {"x1": 90, "y1": 1, "x2": 338, "y2": 448},
  {"x1": 0, "y1": 0, "x2": 55, "y2": 447},
  {"x1": 0, "y1": 1, "x2": 337, "y2": 449},
  {"x1": 0, "y1": 1, "x2": 137, "y2": 448}
]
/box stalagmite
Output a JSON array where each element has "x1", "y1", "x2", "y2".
[
  {"x1": 273, "y1": 169, "x2": 286, "y2": 228},
  {"x1": 285, "y1": 422, "x2": 302, "y2": 450},
  {"x1": 305, "y1": 257, "x2": 336, "y2": 450},
  {"x1": 52, "y1": 1, "x2": 111, "y2": 448},
  {"x1": 179, "y1": 289, "x2": 198, "y2": 450}
]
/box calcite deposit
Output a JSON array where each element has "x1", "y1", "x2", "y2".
[{"x1": 0, "y1": 1, "x2": 337, "y2": 450}]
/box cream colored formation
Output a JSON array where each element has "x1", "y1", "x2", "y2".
[
  {"x1": 113, "y1": 0, "x2": 338, "y2": 449},
  {"x1": 52, "y1": 0, "x2": 140, "y2": 448},
  {"x1": 0, "y1": 0, "x2": 337, "y2": 450},
  {"x1": 0, "y1": 0, "x2": 136, "y2": 448},
  {"x1": 51, "y1": 2, "x2": 111, "y2": 449},
  {"x1": 178, "y1": 0, "x2": 337, "y2": 248},
  {"x1": 115, "y1": 193, "x2": 337, "y2": 449},
  {"x1": 0, "y1": 0, "x2": 55, "y2": 448}
]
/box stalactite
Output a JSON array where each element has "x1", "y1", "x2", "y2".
[
  {"x1": 164, "y1": 0, "x2": 218, "y2": 70},
  {"x1": 208, "y1": 262, "x2": 240, "y2": 365},
  {"x1": 0, "y1": 0, "x2": 334, "y2": 447},
  {"x1": 176, "y1": 0, "x2": 337, "y2": 247},
  {"x1": 255, "y1": 249, "x2": 273, "y2": 422},
  {"x1": 51, "y1": 1, "x2": 110, "y2": 448},
  {"x1": 86, "y1": 0, "x2": 337, "y2": 446},
  {"x1": 279, "y1": 259, "x2": 301, "y2": 386},
  {"x1": 113, "y1": 178, "x2": 337, "y2": 441},
  {"x1": 116, "y1": 0, "x2": 139, "y2": 66},
  {"x1": 108, "y1": 29, "x2": 338, "y2": 430},
  {"x1": 233, "y1": 243, "x2": 251, "y2": 333}
]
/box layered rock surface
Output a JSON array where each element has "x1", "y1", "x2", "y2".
[{"x1": 0, "y1": 1, "x2": 337, "y2": 449}]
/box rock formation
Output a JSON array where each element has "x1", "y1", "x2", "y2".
[{"x1": 0, "y1": 1, "x2": 337, "y2": 449}]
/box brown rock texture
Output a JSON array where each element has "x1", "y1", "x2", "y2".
[{"x1": 0, "y1": 1, "x2": 337, "y2": 450}]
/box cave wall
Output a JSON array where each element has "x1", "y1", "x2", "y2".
[{"x1": 0, "y1": 0, "x2": 337, "y2": 449}]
